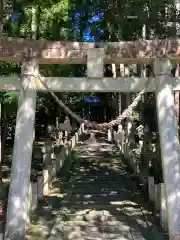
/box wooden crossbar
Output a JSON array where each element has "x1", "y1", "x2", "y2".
[{"x1": 0, "y1": 38, "x2": 180, "y2": 63}]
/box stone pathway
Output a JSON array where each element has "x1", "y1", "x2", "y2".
[{"x1": 47, "y1": 139, "x2": 165, "y2": 240}]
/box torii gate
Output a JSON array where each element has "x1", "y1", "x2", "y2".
[{"x1": 0, "y1": 38, "x2": 180, "y2": 240}]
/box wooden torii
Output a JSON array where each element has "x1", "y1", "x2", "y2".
[{"x1": 0, "y1": 37, "x2": 180, "y2": 240}]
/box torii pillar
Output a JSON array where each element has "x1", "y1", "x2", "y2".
[
  {"x1": 154, "y1": 58, "x2": 180, "y2": 239},
  {"x1": 4, "y1": 57, "x2": 38, "y2": 239}
]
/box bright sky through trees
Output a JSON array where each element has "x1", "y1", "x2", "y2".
[{"x1": 73, "y1": 11, "x2": 104, "y2": 41}]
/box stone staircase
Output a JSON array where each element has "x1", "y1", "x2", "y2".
[{"x1": 48, "y1": 139, "x2": 165, "y2": 240}]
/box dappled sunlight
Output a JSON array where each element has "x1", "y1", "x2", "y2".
[
  {"x1": 40, "y1": 137, "x2": 165, "y2": 239},
  {"x1": 26, "y1": 134, "x2": 165, "y2": 239},
  {"x1": 50, "y1": 207, "x2": 133, "y2": 239}
]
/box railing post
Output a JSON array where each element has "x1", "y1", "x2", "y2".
[
  {"x1": 64, "y1": 131, "x2": 70, "y2": 157},
  {"x1": 57, "y1": 131, "x2": 63, "y2": 146},
  {"x1": 51, "y1": 144, "x2": 57, "y2": 180},
  {"x1": 148, "y1": 176, "x2": 155, "y2": 202},
  {"x1": 75, "y1": 131, "x2": 79, "y2": 143},
  {"x1": 54, "y1": 129, "x2": 65, "y2": 174},
  {"x1": 79, "y1": 124, "x2": 83, "y2": 135},
  {"x1": 115, "y1": 124, "x2": 125, "y2": 152},
  {"x1": 81, "y1": 123, "x2": 85, "y2": 133},
  {"x1": 143, "y1": 125, "x2": 151, "y2": 177},
  {"x1": 160, "y1": 183, "x2": 168, "y2": 231},
  {"x1": 64, "y1": 130, "x2": 68, "y2": 144},
  {"x1": 4, "y1": 57, "x2": 38, "y2": 239},
  {"x1": 42, "y1": 139, "x2": 53, "y2": 197},
  {"x1": 125, "y1": 118, "x2": 132, "y2": 155},
  {"x1": 136, "y1": 125, "x2": 144, "y2": 152},
  {"x1": 154, "y1": 58, "x2": 180, "y2": 239},
  {"x1": 108, "y1": 128, "x2": 113, "y2": 142},
  {"x1": 37, "y1": 173, "x2": 43, "y2": 200},
  {"x1": 30, "y1": 180, "x2": 38, "y2": 212},
  {"x1": 54, "y1": 144, "x2": 64, "y2": 174},
  {"x1": 71, "y1": 135, "x2": 76, "y2": 149},
  {"x1": 32, "y1": 146, "x2": 43, "y2": 202},
  {"x1": 155, "y1": 183, "x2": 161, "y2": 211}
]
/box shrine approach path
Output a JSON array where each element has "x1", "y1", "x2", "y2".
[{"x1": 48, "y1": 136, "x2": 165, "y2": 240}]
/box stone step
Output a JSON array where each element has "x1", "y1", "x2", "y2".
[
  {"x1": 62, "y1": 202, "x2": 124, "y2": 209},
  {"x1": 70, "y1": 188, "x2": 119, "y2": 194},
  {"x1": 74, "y1": 175, "x2": 115, "y2": 180},
  {"x1": 74, "y1": 173, "x2": 115, "y2": 177},
  {"x1": 70, "y1": 193, "x2": 121, "y2": 202},
  {"x1": 75, "y1": 189, "x2": 132, "y2": 195},
  {"x1": 61, "y1": 219, "x2": 128, "y2": 227},
  {"x1": 71, "y1": 174, "x2": 116, "y2": 181},
  {"x1": 71, "y1": 183, "x2": 117, "y2": 188},
  {"x1": 67, "y1": 198, "x2": 126, "y2": 204},
  {"x1": 71, "y1": 183, "x2": 118, "y2": 188},
  {"x1": 63, "y1": 219, "x2": 130, "y2": 226},
  {"x1": 71, "y1": 192, "x2": 119, "y2": 197},
  {"x1": 62, "y1": 228, "x2": 132, "y2": 240},
  {"x1": 50, "y1": 232, "x2": 132, "y2": 240},
  {"x1": 55, "y1": 207, "x2": 132, "y2": 219},
  {"x1": 72, "y1": 174, "x2": 116, "y2": 179},
  {"x1": 51, "y1": 218, "x2": 132, "y2": 239},
  {"x1": 73, "y1": 180, "x2": 116, "y2": 185},
  {"x1": 78, "y1": 171, "x2": 119, "y2": 177}
]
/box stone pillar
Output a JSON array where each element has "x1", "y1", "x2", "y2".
[
  {"x1": 137, "y1": 125, "x2": 144, "y2": 152},
  {"x1": 116, "y1": 124, "x2": 125, "y2": 152},
  {"x1": 75, "y1": 132, "x2": 79, "y2": 143},
  {"x1": 90, "y1": 132, "x2": 97, "y2": 143},
  {"x1": 143, "y1": 125, "x2": 151, "y2": 180},
  {"x1": 61, "y1": 146, "x2": 66, "y2": 166},
  {"x1": 54, "y1": 145, "x2": 62, "y2": 175},
  {"x1": 4, "y1": 57, "x2": 38, "y2": 240},
  {"x1": 125, "y1": 118, "x2": 132, "y2": 155},
  {"x1": 148, "y1": 176, "x2": 155, "y2": 202},
  {"x1": 71, "y1": 136, "x2": 76, "y2": 149},
  {"x1": 78, "y1": 124, "x2": 83, "y2": 135},
  {"x1": 57, "y1": 131, "x2": 63, "y2": 146},
  {"x1": 155, "y1": 183, "x2": 161, "y2": 211},
  {"x1": 33, "y1": 146, "x2": 43, "y2": 201},
  {"x1": 160, "y1": 183, "x2": 168, "y2": 231},
  {"x1": 154, "y1": 58, "x2": 180, "y2": 239},
  {"x1": 64, "y1": 130, "x2": 68, "y2": 144},
  {"x1": 37, "y1": 174, "x2": 44, "y2": 200},
  {"x1": 27, "y1": 184, "x2": 32, "y2": 226},
  {"x1": 63, "y1": 117, "x2": 72, "y2": 134},
  {"x1": 42, "y1": 139, "x2": 53, "y2": 196},
  {"x1": 30, "y1": 181, "x2": 38, "y2": 212},
  {"x1": 108, "y1": 128, "x2": 112, "y2": 142},
  {"x1": 64, "y1": 143, "x2": 70, "y2": 158},
  {"x1": 81, "y1": 123, "x2": 85, "y2": 133},
  {"x1": 51, "y1": 147, "x2": 57, "y2": 180}
]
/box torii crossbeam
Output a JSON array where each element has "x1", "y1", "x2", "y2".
[{"x1": 0, "y1": 37, "x2": 180, "y2": 63}]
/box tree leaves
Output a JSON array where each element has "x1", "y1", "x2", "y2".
[{"x1": 0, "y1": 0, "x2": 179, "y2": 133}]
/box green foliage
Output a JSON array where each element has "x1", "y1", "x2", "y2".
[{"x1": 0, "y1": 0, "x2": 178, "y2": 137}]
